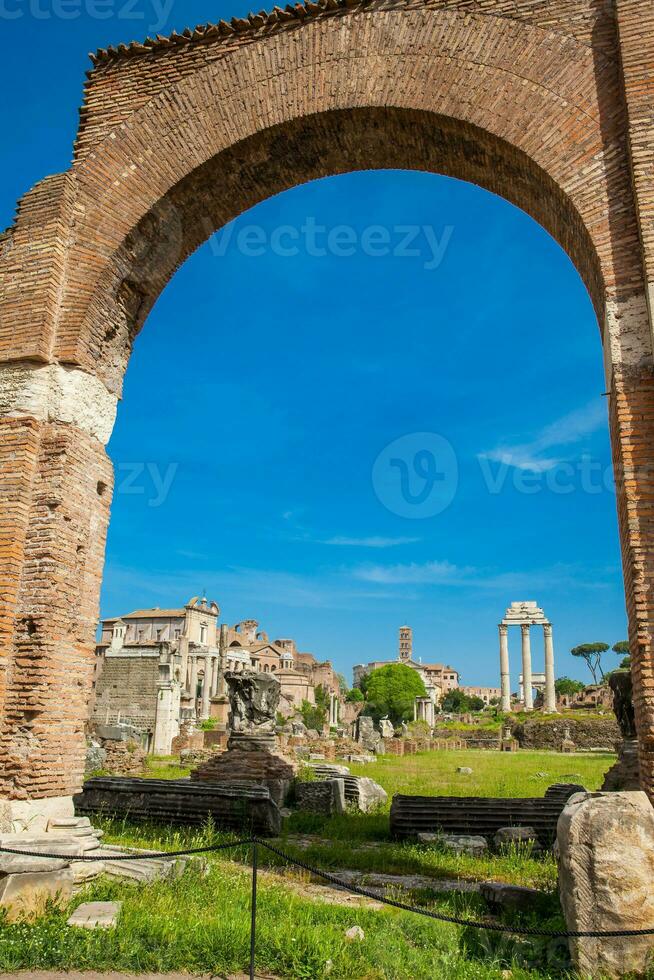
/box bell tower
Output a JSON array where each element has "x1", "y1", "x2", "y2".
[{"x1": 398, "y1": 625, "x2": 413, "y2": 663}]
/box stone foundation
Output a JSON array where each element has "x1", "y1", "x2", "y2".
[{"x1": 192, "y1": 747, "x2": 297, "y2": 807}]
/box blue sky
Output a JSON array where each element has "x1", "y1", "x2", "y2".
[{"x1": 1, "y1": 2, "x2": 628, "y2": 687}]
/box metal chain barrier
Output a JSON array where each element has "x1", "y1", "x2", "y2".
[{"x1": 1, "y1": 834, "x2": 653, "y2": 979}]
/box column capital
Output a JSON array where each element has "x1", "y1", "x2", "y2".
[
  {"x1": 521, "y1": 622, "x2": 531, "y2": 635},
  {"x1": 543, "y1": 622, "x2": 553, "y2": 636},
  {"x1": 499, "y1": 623, "x2": 508, "y2": 635}
]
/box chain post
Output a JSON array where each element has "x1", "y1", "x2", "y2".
[{"x1": 249, "y1": 839, "x2": 258, "y2": 980}]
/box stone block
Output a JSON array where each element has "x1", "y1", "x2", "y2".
[
  {"x1": 67, "y1": 900, "x2": 121, "y2": 929},
  {"x1": 480, "y1": 881, "x2": 547, "y2": 912},
  {"x1": 0, "y1": 854, "x2": 68, "y2": 875},
  {"x1": 557, "y1": 791, "x2": 654, "y2": 978},
  {"x1": 493, "y1": 826, "x2": 541, "y2": 852},
  {"x1": 0, "y1": 796, "x2": 74, "y2": 834},
  {"x1": 296, "y1": 778, "x2": 346, "y2": 816},
  {"x1": 0, "y1": 868, "x2": 75, "y2": 908},
  {"x1": 354, "y1": 777, "x2": 388, "y2": 813},
  {"x1": 443, "y1": 835, "x2": 488, "y2": 857}
]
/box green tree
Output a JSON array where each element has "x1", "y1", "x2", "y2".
[
  {"x1": 440, "y1": 690, "x2": 486, "y2": 713},
  {"x1": 346, "y1": 688, "x2": 364, "y2": 703},
  {"x1": 555, "y1": 677, "x2": 586, "y2": 696},
  {"x1": 300, "y1": 700, "x2": 326, "y2": 732},
  {"x1": 358, "y1": 673, "x2": 370, "y2": 698},
  {"x1": 314, "y1": 684, "x2": 330, "y2": 712},
  {"x1": 336, "y1": 672, "x2": 349, "y2": 694},
  {"x1": 570, "y1": 642, "x2": 609, "y2": 685},
  {"x1": 365, "y1": 663, "x2": 426, "y2": 725},
  {"x1": 612, "y1": 641, "x2": 630, "y2": 669}
]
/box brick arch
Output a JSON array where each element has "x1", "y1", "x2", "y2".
[
  {"x1": 1, "y1": 0, "x2": 654, "y2": 813},
  {"x1": 52, "y1": 7, "x2": 637, "y2": 394}
]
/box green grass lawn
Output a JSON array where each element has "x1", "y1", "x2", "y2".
[
  {"x1": 348, "y1": 748, "x2": 613, "y2": 799},
  {"x1": 0, "y1": 749, "x2": 618, "y2": 978}
]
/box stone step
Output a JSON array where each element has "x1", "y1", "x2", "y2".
[{"x1": 67, "y1": 900, "x2": 122, "y2": 929}]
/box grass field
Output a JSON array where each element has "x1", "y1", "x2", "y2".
[{"x1": 0, "y1": 749, "x2": 620, "y2": 978}]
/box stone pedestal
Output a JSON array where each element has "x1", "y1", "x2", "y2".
[
  {"x1": 192, "y1": 735, "x2": 297, "y2": 807},
  {"x1": 557, "y1": 791, "x2": 654, "y2": 978},
  {"x1": 560, "y1": 726, "x2": 576, "y2": 753},
  {"x1": 209, "y1": 696, "x2": 229, "y2": 725},
  {"x1": 500, "y1": 725, "x2": 518, "y2": 752},
  {"x1": 601, "y1": 738, "x2": 641, "y2": 791}
]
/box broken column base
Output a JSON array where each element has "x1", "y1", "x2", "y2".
[
  {"x1": 600, "y1": 738, "x2": 641, "y2": 791},
  {"x1": 0, "y1": 795, "x2": 75, "y2": 834},
  {"x1": 557, "y1": 791, "x2": 654, "y2": 978},
  {"x1": 192, "y1": 740, "x2": 297, "y2": 807}
]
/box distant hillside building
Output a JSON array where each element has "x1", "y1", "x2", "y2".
[
  {"x1": 459, "y1": 685, "x2": 502, "y2": 705},
  {"x1": 353, "y1": 626, "x2": 459, "y2": 709},
  {"x1": 93, "y1": 600, "x2": 339, "y2": 752}
]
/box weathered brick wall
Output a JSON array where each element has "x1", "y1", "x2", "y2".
[
  {"x1": 92, "y1": 654, "x2": 160, "y2": 731},
  {"x1": 0, "y1": 0, "x2": 653, "y2": 805}
]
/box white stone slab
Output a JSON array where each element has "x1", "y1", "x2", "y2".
[{"x1": 67, "y1": 901, "x2": 122, "y2": 929}]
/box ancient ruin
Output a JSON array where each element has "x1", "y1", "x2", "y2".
[
  {"x1": 602, "y1": 668, "x2": 641, "y2": 791},
  {"x1": 91, "y1": 600, "x2": 341, "y2": 756},
  {"x1": 0, "y1": 0, "x2": 653, "y2": 828},
  {"x1": 192, "y1": 670, "x2": 297, "y2": 805},
  {"x1": 498, "y1": 602, "x2": 556, "y2": 713}
]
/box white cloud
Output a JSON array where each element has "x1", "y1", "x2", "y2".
[
  {"x1": 354, "y1": 560, "x2": 466, "y2": 585},
  {"x1": 352, "y1": 559, "x2": 613, "y2": 592},
  {"x1": 321, "y1": 535, "x2": 420, "y2": 548},
  {"x1": 479, "y1": 399, "x2": 606, "y2": 473}
]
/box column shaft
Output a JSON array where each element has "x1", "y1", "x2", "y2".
[
  {"x1": 189, "y1": 655, "x2": 199, "y2": 714},
  {"x1": 544, "y1": 623, "x2": 557, "y2": 712},
  {"x1": 499, "y1": 624, "x2": 511, "y2": 712},
  {"x1": 521, "y1": 624, "x2": 533, "y2": 711},
  {"x1": 200, "y1": 655, "x2": 213, "y2": 719}
]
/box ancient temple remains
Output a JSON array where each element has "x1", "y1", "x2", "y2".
[{"x1": 498, "y1": 602, "x2": 556, "y2": 714}]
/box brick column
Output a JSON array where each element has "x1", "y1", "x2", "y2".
[
  {"x1": 615, "y1": 1, "x2": 654, "y2": 800},
  {"x1": 611, "y1": 370, "x2": 654, "y2": 800},
  {"x1": 0, "y1": 388, "x2": 114, "y2": 815}
]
